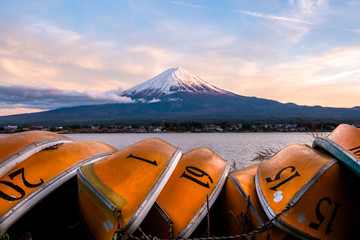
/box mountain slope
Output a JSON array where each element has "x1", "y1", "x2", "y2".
[
  {"x1": 1, "y1": 67, "x2": 360, "y2": 125},
  {"x1": 1, "y1": 92, "x2": 359, "y2": 125},
  {"x1": 122, "y1": 67, "x2": 234, "y2": 100}
]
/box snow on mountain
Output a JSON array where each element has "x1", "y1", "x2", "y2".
[{"x1": 122, "y1": 67, "x2": 234, "y2": 99}]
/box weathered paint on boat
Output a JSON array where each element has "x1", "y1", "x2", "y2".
[
  {"x1": 0, "y1": 131, "x2": 72, "y2": 178},
  {"x1": 0, "y1": 140, "x2": 117, "y2": 234},
  {"x1": 313, "y1": 124, "x2": 360, "y2": 177},
  {"x1": 77, "y1": 138, "x2": 182, "y2": 240},
  {"x1": 255, "y1": 144, "x2": 359, "y2": 240},
  {"x1": 141, "y1": 148, "x2": 229, "y2": 239},
  {"x1": 212, "y1": 163, "x2": 292, "y2": 239}
]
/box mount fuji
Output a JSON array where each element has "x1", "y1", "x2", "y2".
[
  {"x1": 1, "y1": 67, "x2": 360, "y2": 125},
  {"x1": 122, "y1": 67, "x2": 234, "y2": 100}
]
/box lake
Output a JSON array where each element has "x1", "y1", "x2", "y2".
[{"x1": 64, "y1": 132, "x2": 325, "y2": 169}]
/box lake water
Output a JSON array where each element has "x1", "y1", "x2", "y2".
[{"x1": 65, "y1": 132, "x2": 325, "y2": 169}]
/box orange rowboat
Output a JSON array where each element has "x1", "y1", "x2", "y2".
[
  {"x1": 0, "y1": 140, "x2": 117, "y2": 234},
  {"x1": 77, "y1": 138, "x2": 182, "y2": 240},
  {"x1": 313, "y1": 124, "x2": 360, "y2": 177},
  {"x1": 212, "y1": 164, "x2": 292, "y2": 240},
  {"x1": 0, "y1": 131, "x2": 72, "y2": 178},
  {"x1": 140, "y1": 148, "x2": 229, "y2": 239},
  {"x1": 255, "y1": 144, "x2": 359, "y2": 240}
]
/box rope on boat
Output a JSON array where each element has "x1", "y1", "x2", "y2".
[
  {"x1": 112, "y1": 205, "x2": 291, "y2": 240},
  {"x1": 112, "y1": 210, "x2": 125, "y2": 240},
  {"x1": 177, "y1": 206, "x2": 290, "y2": 240},
  {"x1": 241, "y1": 195, "x2": 252, "y2": 233},
  {"x1": 169, "y1": 221, "x2": 174, "y2": 239}
]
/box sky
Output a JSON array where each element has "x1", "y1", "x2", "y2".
[{"x1": 1, "y1": 0, "x2": 360, "y2": 116}]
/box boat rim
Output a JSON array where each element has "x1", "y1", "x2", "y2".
[
  {"x1": 124, "y1": 149, "x2": 183, "y2": 234},
  {"x1": 228, "y1": 174, "x2": 264, "y2": 226},
  {"x1": 313, "y1": 137, "x2": 360, "y2": 176},
  {"x1": 0, "y1": 138, "x2": 73, "y2": 178}
]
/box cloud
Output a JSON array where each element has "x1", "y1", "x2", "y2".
[
  {"x1": 0, "y1": 18, "x2": 130, "y2": 92},
  {"x1": 0, "y1": 0, "x2": 359, "y2": 114},
  {"x1": 170, "y1": 1, "x2": 206, "y2": 9},
  {"x1": 239, "y1": 10, "x2": 313, "y2": 25},
  {"x1": 345, "y1": 28, "x2": 360, "y2": 34},
  {"x1": 0, "y1": 17, "x2": 216, "y2": 93},
  {"x1": 0, "y1": 108, "x2": 46, "y2": 117},
  {"x1": 236, "y1": 0, "x2": 333, "y2": 47},
  {"x1": 296, "y1": 0, "x2": 328, "y2": 14},
  {"x1": 0, "y1": 85, "x2": 134, "y2": 111},
  {"x1": 148, "y1": 99, "x2": 161, "y2": 103},
  {"x1": 228, "y1": 45, "x2": 360, "y2": 108}
]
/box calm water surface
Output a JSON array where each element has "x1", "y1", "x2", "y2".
[{"x1": 65, "y1": 132, "x2": 325, "y2": 168}]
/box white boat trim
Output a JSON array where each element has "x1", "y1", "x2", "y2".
[
  {"x1": 0, "y1": 152, "x2": 112, "y2": 234},
  {"x1": 228, "y1": 174, "x2": 264, "y2": 226},
  {"x1": 314, "y1": 137, "x2": 360, "y2": 176},
  {"x1": 177, "y1": 162, "x2": 230, "y2": 239},
  {"x1": 0, "y1": 138, "x2": 73, "y2": 178},
  {"x1": 124, "y1": 149, "x2": 182, "y2": 234},
  {"x1": 288, "y1": 159, "x2": 337, "y2": 206},
  {"x1": 154, "y1": 202, "x2": 171, "y2": 223}
]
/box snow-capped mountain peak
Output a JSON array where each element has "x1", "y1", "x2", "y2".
[{"x1": 123, "y1": 67, "x2": 233, "y2": 99}]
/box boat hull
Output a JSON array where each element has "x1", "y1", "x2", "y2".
[
  {"x1": 77, "y1": 138, "x2": 182, "y2": 240},
  {"x1": 212, "y1": 163, "x2": 292, "y2": 239},
  {"x1": 0, "y1": 140, "x2": 116, "y2": 234},
  {"x1": 313, "y1": 124, "x2": 360, "y2": 177},
  {"x1": 0, "y1": 131, "x2": 72, "y2": 178},
  {"x1": 255, "y1": 144, "x2": 359, "y2": 240},
  {"x1": 141, "y1": 148, "x2": 229, "y2": 239}
]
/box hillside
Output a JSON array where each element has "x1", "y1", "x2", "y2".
[{"x1": 1, "y1": 68, "x2": 360, "y2": 125}]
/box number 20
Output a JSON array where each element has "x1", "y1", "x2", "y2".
[{"x1": 0, "y1": 168, "x2": 44, "y2": 201}]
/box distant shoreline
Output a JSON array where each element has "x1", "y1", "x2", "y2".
[{"x1": 1, "y1": 120, "x2": 354, "y2": 134}]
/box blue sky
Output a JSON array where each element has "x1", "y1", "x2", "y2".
[{"x1": 1, "y1": 0, "x2": 360, "y2": 116}]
